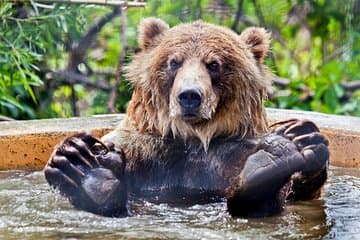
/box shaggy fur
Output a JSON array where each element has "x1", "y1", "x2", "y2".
[{"x1": 113, "y1": 19, "x2": 271, "y2": 151}]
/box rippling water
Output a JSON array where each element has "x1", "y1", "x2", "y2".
[{"x1": 0, "y1": 167, "x2": 359, "y2": 239}]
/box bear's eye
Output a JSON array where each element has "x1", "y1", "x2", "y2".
[
  {"x1": 206, "y1": 61, "x2": 220, "y2": 73},
  {"x1": 169, "y1": 58, "x2": 181, "y2": 70}
]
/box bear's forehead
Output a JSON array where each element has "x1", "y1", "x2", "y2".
[
  {"x1": 156, "y1": 22, "x2": 247, "y2": 58},
  {"x1": 164, "y1": 22, "x2": 241, "y2": 45}
]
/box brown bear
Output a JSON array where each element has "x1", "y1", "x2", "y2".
[{"x1": 44, "y1": 18, "x2": 329, "y2": 218}]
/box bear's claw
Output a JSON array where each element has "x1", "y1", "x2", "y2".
[
  {"x1": 271, "y1": 119, "x2": 329, "y2": 175},
  {"x1": 271, "y1": 119, "x2": 320, "y2": 138},
  {"x1": 293, "y1": 132, "x2": 329, "y2": 149},
  {"x1": 271, "y1": 119, "x2": 329, "y2": 200}
]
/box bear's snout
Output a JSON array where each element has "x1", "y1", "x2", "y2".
[{"x1": 177, "y1": 88, "x2": 202, "y2": 117}]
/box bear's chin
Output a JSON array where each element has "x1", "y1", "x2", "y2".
[{"x1": 179, "y1": 114, "x2": 209, "y2": 125}]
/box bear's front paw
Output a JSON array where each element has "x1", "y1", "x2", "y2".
[
  {"x1": 271, "y1": 119, "x2": 329, "y2": 175},
  {"x1": 271, "y1": 119, "x2": 330, "y2": 200},
  {"x1": 226, "y1": 134, "x2": 305, "y2": 217},
  {"x1": 226, "y1": 120, "x2": 330, "y2": 217},
  {"x1": 44, "y1": 132, "x2": 127, "y2": 217}
]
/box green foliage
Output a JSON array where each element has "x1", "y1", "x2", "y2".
[
  {"x1": 0, "y1": 0, "x2": 360, "y2": 120},
  {"x1": 0, "y1": 1, "x2": 94, "y2": 118},
  {"x1": 261, "y1": 0, "x2": 360, "y2": 115},
  {"x1": 0, "y1": 2, "x2": 43, "y2": 118}
]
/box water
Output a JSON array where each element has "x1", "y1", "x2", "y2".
[{"x1": 0, "y1": 167, "x2": 359, "y2": 240}]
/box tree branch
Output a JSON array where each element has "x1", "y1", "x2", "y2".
[
  {"x1": 231, "y1": 0, "x2": 243, "y2": 30},
  {"x1": 342, "y1": 80, "x2": 360, "y2": 91},
  {"x1": 76, "y1": 7, "x2": 121, "y2": 56},
  {"x1": 107, "y1": 7, "x2": 126, "y2": 112},
  {"x1": 195, "y1": 0, "x2": 202, "y2": 19},
  {"x1": 9, "y1": 0, "x2": 146, "y2": 7},
  {"x1": 251, "y1": 0, "x2": 266, "y2": 26},
  {"x1": 49, "y1": 71, "x2": 111, "y2": 90},
  {"x1": 68, "y1": 7, "x2": 121, "y2": 71},
  {"x1": 271, "y1": 75, "x2": 290, "y2": 88},
  {"x1": 65, "y1": 7, "x2": 121, "y2": 116}
]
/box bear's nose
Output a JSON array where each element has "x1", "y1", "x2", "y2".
[{"x1": 178, "y1": 89, "x2": 202, "y2": 111}]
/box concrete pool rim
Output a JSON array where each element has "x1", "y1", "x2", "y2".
[{"x1": 0, "y1": 108, "x2": 359, "y2": 170}]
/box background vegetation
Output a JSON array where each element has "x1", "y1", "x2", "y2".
[{"x1": 1, "y1": 0, "x2": 359, "y2": 120}]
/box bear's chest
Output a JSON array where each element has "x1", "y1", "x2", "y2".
[{"x1": 126, "y1": 137, "x2": 258, "y2": 199}]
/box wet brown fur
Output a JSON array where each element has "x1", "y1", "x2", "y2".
[{"x1": 110, "y1": 18, "x2": 272, "y2": 152}]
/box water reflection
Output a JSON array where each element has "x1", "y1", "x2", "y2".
[
  {"x1": 324, "y1": 168, "x2": 360, "y2": 239},
  {"x1": 0, "y1": 167, "x2": 359, "y2": 239}
]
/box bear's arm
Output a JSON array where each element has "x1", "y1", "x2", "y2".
[
  {"x1": 226, "y1": 119, "x2": 329, "y2": 217},
  {"x1": 44, "y1": 133, "x2": 128, "y2": 217}
]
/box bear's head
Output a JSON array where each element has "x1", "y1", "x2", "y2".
[{"x1": 125, "y1": 18, "x2": 271, "y2": 149}]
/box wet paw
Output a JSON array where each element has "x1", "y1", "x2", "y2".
[
  {"x1": 271, "y1": 119, "x2": 329, "y2": 175},
  {"x1": 44, "y1": 132, "x2": 127, "y2": 217}
]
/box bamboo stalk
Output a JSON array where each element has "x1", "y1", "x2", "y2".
[{"x1": 9, "y1": 0, "x2": 146, "y2": 7}]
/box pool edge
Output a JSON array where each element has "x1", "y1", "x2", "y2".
[{"x1": 0, "y1": 109, "x2": 359, "y2": 170}]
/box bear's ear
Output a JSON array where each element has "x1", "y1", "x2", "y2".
[
  {"x1": 138, "y1": 18, "x2": 170, "y2": 50},
  {"x1": 239, "y1": 27, "x2": 271, "y2": 63}
]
